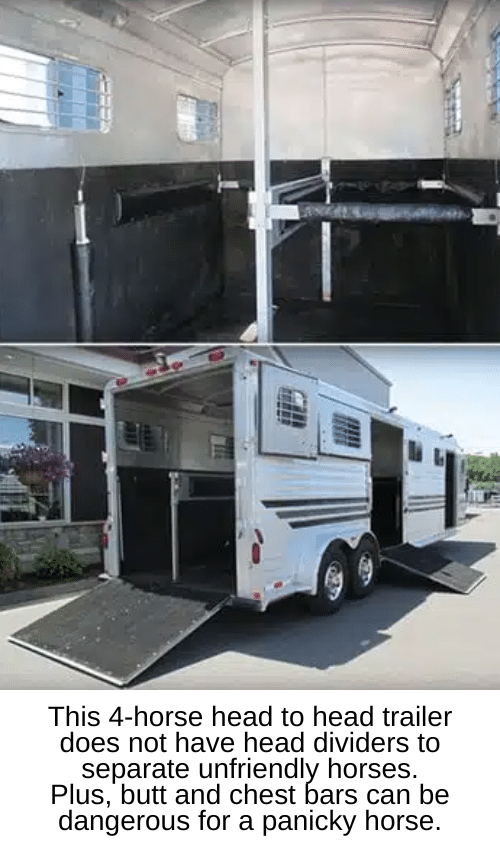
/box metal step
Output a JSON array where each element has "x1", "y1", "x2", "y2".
[
  {"x1": 382, "y1": 543, "x2": 486, "y2": 594},
  {"x1": 9, "y1": 578, "x2": 230, "y2": 686}
]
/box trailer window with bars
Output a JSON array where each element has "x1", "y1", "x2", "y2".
[
  {"x1": 177, "y1": 94, "x2": 218, "y2": 142},
  {"x1": 333, "y1": 412, "x2": 362, "y2": 449},
  {"x1": 0, "y1": 45, "x2": 111, "y2": 131},
  {"x1": 210, "y1": 434, "x2": 234, "y2": 460},
  {"x1": 276, "y1": 388, "x2": 308, "y2": 429},
  {"x1": 489, "y1": 29, "x2": 500, "y2": 116},
  {"x1": 409, "y1": 440, "x2": 423, "y2": 462},
  {"x1": 118, "y1": 422, "x2": 166, "y2": 454},
  {"x1": 445, "y1": 78, "x2": 461, "y2": 136},
  {"x1": 434, "y1": 448, "x2": 445, "y2": 467}
]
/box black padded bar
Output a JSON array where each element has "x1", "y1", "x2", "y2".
[{"x1": 297, "y1": 201, "x2": 473, "y2": 224}]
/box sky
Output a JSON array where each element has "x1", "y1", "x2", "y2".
[{"x1": 355, "y1": 346, "x2": 500, "y2": 455}]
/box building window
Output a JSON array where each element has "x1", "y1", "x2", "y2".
[
  {"x1": 177, "y1": 94, "x2": 218, "y2": 142},
  {"x1": 434, "y1": 448, "x2": 445, "y2": 467},
  {"x1": 33, "y1": 380, "x2": 63, "y2": 409},
  {"x1": 0, "y1": 416, "x2": 64, "y2": 522},
  {"x1": 210, "y1": 434, "x2": 234, "y2": 460},
  {"x1": 276, "y1": 388, "x2": 308, "y2": 429},
  {"x1": 445, "y1": 78, "x2": 462, "y2": 136},
  {"x1": 0, "y1": 44, "x2": 111, "y2": 131},
  {"x1": 0, "y1": 372, "x2": 29, "y2": 406},
  {"x1": 333, "y1": 412, "x2": 362, "y2": 449},
  {"x1": 69, "y1": 385, "x2": 103, "y2": 418},
  {"x1": 409, "y1": 440, "x2": 423, "y2": 463}
]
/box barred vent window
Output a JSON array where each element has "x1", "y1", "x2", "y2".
[
  {"x1": 210, "y1": 435, "x2": 234, "y2": 460},
  {"x1": 0, "y1": 45, "x2": 110, "y2": 131},
  {"x1": 434, "y1": 448, "x2": 445, "y2": 467},
  {"x1": 333, "y1": 413, "x2": 361, "y2": 449},
  {"x1": 177, "y1": 94, "x2": 218, "y2": 142},
  {"x1": 118, "y1": 422, "x2": 165, "y2": 453},
  {"x1": 142, "y1": 424, "x2": 164, "y2": 454},
  {"x1": 445, "y1": 78, "x2": 461, "y2": 136},
  {"x1": 488, "y1": 30, "x2": 500, "y2": 116},
  {"x1": 120, "y1": 421, "x2": 140, "y2": 450},
  {"x1": 409, "y1": 440, "x2": 423, "y2": 462},
  {"x1": 276, "y1": 388, "x2": 308, "y2": 429}
]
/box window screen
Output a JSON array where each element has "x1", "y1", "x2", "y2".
[
  {"x1": 434, "y1": 448, "x2": 445, "y2": 467},
  {"x1": 118, "y1": 421, "x2": 165, "y2": 453},
  {"x1": 445, "y1": 78, "x2": 461, "y2": 136},
  {"x1": 210, "y1": 434, "x2": 234, "y2": 460},
  {"x1": 409, "y1": 440, "x2": 423, "y2": 462},
  {"x1": 276, "y1": 388, "x2": 308, "y2": 429},
  {"x1": 333, "y1": 412, "x2": 362, "y2": 449},
  {"x1": 141, "y1": 424, "x2": 165, "y2": 454},
  {"x1": 0, "y1": 45, "x2": 110, "y2": 131},
  {"x1": 490, "y1": 30, "x2": 500, "y2": 116},
  {"x1": 118, "y1": 421, "x2": 141, "y2": 451},
  {"x1": 177, "y1": 94, "x2": 218, "y2": 142}
]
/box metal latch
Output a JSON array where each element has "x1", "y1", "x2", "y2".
[{"x1": 472, "y1": 208, "x2": 500, "y2": 227}]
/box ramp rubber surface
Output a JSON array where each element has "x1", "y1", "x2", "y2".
[
  {"x1": 382, "y1": 543, "x2": 486, "y2": 593},
  {"x1": 9, "y1": 579, "x2": 230, "y2": 686}
]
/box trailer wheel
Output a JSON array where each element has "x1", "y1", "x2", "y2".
[
  {"x1": 350, "y1": 537, "x2": 380, "y2": 598},
  {"x1": 309, "y1": 544, "x2": 348, "y2": 615}
]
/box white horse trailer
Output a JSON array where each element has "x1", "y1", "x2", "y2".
[
  {"x1": 10, "y1": 345, "x2": 483, "y2": 686},
  {"x1": 102, "y1": 345, "x2": 469, "y2": 612}
]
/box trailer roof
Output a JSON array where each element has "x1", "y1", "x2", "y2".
[{"x1": 63, "y1": 1, "x2": 478, "y2": 68}]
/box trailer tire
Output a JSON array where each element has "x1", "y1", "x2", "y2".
[
  {"x1": 349, "y1": 537, "x2": 380, "y2": 599},
  {"x1": 309, "y1": 543, "x2": 348, "y2": 615}
]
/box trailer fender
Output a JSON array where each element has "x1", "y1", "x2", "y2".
[
  {"x1": 297, "y1": 534, "x2": 362, "y2": 596},
  {"x1": 348, "y1": 533, "x2": 381, "y2": 598}
]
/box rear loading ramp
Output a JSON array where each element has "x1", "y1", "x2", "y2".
[
  {"x1": 382, "y1": 543, "x2": 486, "y2": 594},
  {"x1": 8, "y1": 579, "x2": 230, "y2": 686}
]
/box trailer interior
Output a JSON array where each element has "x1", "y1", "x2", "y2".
[
  {"x1": 1, "y1": 1, "x2": 500, "y2": 342},
  {"x1": 371, "y1": 418, "x2": 404, "y2": 548},
  {"x1": 115, "y1": 366, "x2": 237, "y2": 595}
]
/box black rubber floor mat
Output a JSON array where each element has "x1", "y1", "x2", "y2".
[
  {"x1": 382, "y1": 543, "x2": 486, "y2": 593},
  {"x1": 9, "y1": 579, "x2": 230, "y2": 686}
]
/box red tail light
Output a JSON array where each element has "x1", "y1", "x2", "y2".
[
  {"x1": 274, "y1": 581, "x2": 283, "y2": 590},
  {"x1": 158, "y1": 365, "x2": 169, "y2": 374},
  {"x1": 172, "y1": 361, "x2": 183, "y2": 371},
  {"x1": 253, "y1": 592, "x2": 262, "y2": 601},
  {"x1": 146, "y1": 368, "x2": 158, "y2": 377},
  {"x1": 252, "y1": 543, "x2": 261, "y2": 565},
  {"x1": 116, "y1": 378, "x2": 128, "y2": 387},
  {"x1": 209, "y1": 349, "x2": 225, "y2": 363}
]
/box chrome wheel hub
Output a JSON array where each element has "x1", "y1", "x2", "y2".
[
  {"x1": 324, "y1": 561, "x2": 344, "y2": 602},
  {"x1": 358, "y1": 552, "x2": 374, "y2": 587}
]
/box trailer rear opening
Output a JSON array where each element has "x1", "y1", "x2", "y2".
[{"x1": 114, "y1": 365, "x2": 236, "y2": 596}]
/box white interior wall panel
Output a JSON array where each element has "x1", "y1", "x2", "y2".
[
  {"x1": 222, "y1": 46, "x2": 444, "y2": 160},
  {"x1": 443, "y1": 1, "x2": 500, "y2": 159}
]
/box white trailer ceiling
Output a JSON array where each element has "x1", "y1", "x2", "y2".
[{"x1": 63, "y1": 0, "x2": 479, "y2": 67}]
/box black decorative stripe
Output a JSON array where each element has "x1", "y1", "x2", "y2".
[
  {"x1": 263, "y1": 497, "x2": 367, "y2": 508},
  {"x1": 277, "y1": 504, "x2": 370, "y2": 520},
  {"x1": 290, "y1": 512, "x2": 370, "y2": 529}
]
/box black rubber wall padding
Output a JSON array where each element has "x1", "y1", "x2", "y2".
[{"x1": 114, "y1": 181, "x2": 216, "y2": 225}]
